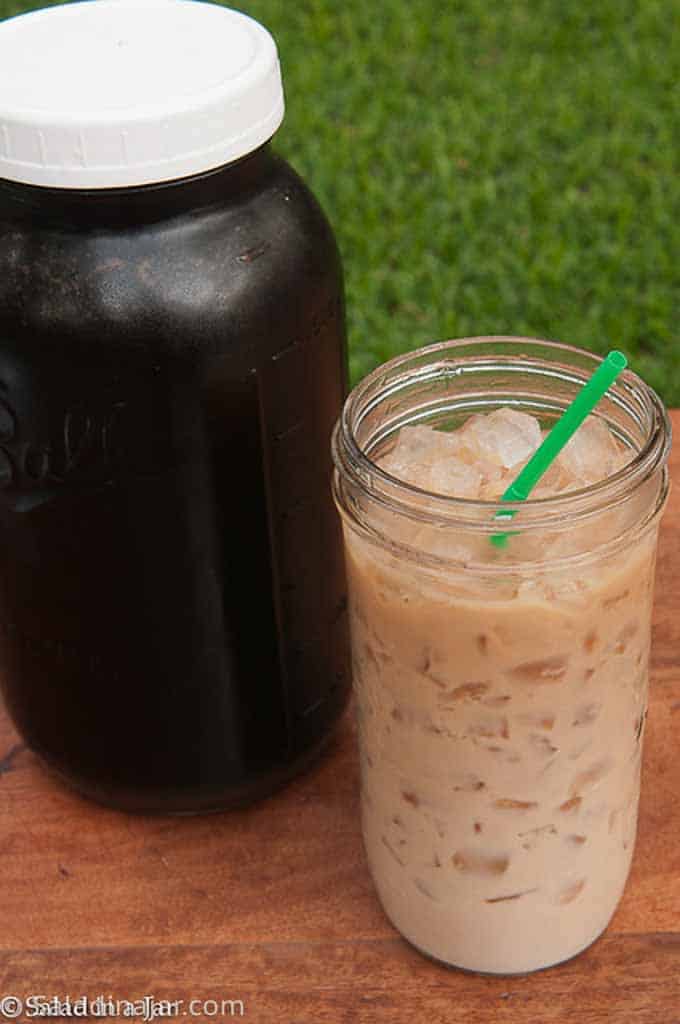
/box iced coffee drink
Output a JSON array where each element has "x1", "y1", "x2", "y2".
[{"x1": 332, "y1": 339, "x2": 669, "y2": 974}]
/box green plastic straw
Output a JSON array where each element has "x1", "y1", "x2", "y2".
[{"x1": 490, "y1": 350, "x2": 628, "y2": 548}]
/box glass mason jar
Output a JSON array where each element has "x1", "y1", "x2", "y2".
[
  {"x1": 332, "y1": 337, "x2": 670, "y2": 975},
  {"x1": 0, "y1": 1, "x2": 350, "y2": 813}
]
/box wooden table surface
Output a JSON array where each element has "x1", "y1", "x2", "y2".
[{"x1": 1, "y1": 415, "x2": 679, "y2": 1024}]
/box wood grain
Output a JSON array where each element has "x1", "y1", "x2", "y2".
[{"x1": 0, "y1": 413, "x2": 679, "y2": 1022}]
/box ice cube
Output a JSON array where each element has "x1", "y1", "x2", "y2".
[
  {"x1": 479, "y1": 463, "x2": 513, "y2": 500},
  {"x1": 410, "y1": 524, "x2": 481, "y2": 564},
  {"x1": 394, "y1": 424, "x2": 460, "y2": 460},
  {"x1": 531, "y1": 458, "x2": 571, "y2": 498},
  {"x1": 554, "y1": 416, "x2": 623, "y2": 486},
  {"x1": 426, "y1": 456, "x2": 482, "y2": 498},
  {"x1": 379, "y1": 425, "x2": 461, "y2": 482},
  {"x1": 463, "y1": 408, "x2": 542, "y2": 469}
]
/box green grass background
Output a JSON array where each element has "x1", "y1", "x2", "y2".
[{"x1": 2, "y1": 0, "x2": 679, "y2": 399}]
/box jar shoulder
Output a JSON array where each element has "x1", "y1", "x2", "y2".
[{"x1": 0, "y1": 155, "x2": 343, "y2": 358}]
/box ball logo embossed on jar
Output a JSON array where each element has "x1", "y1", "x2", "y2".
[{"x1": 0, "y1": 391, "x2": 172, "y2": 490}]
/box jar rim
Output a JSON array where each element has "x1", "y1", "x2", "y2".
[{"x1": 332, "y1": 336, "x2": 671, "y2": 542}]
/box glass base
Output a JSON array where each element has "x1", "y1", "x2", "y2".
[{"x1": 402, "y1": 925, "x2": 608, "y2": 977}]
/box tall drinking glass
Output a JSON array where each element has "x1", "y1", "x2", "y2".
[{"x1": 332, "y1": 337, "x2": 670, "y2": 974}]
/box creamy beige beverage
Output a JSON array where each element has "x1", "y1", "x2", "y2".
[{"x1": 341, "y1": 408, "x2": 661, "y2": 974}]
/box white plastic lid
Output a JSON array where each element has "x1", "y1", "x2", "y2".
[{"x1": 0, "y1": 0, "x2": 285, "y2": 188}]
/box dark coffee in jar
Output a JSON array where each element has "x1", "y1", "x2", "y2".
[{"x1": 0, "y1": 0, "x2": 350, "y2": 811}]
